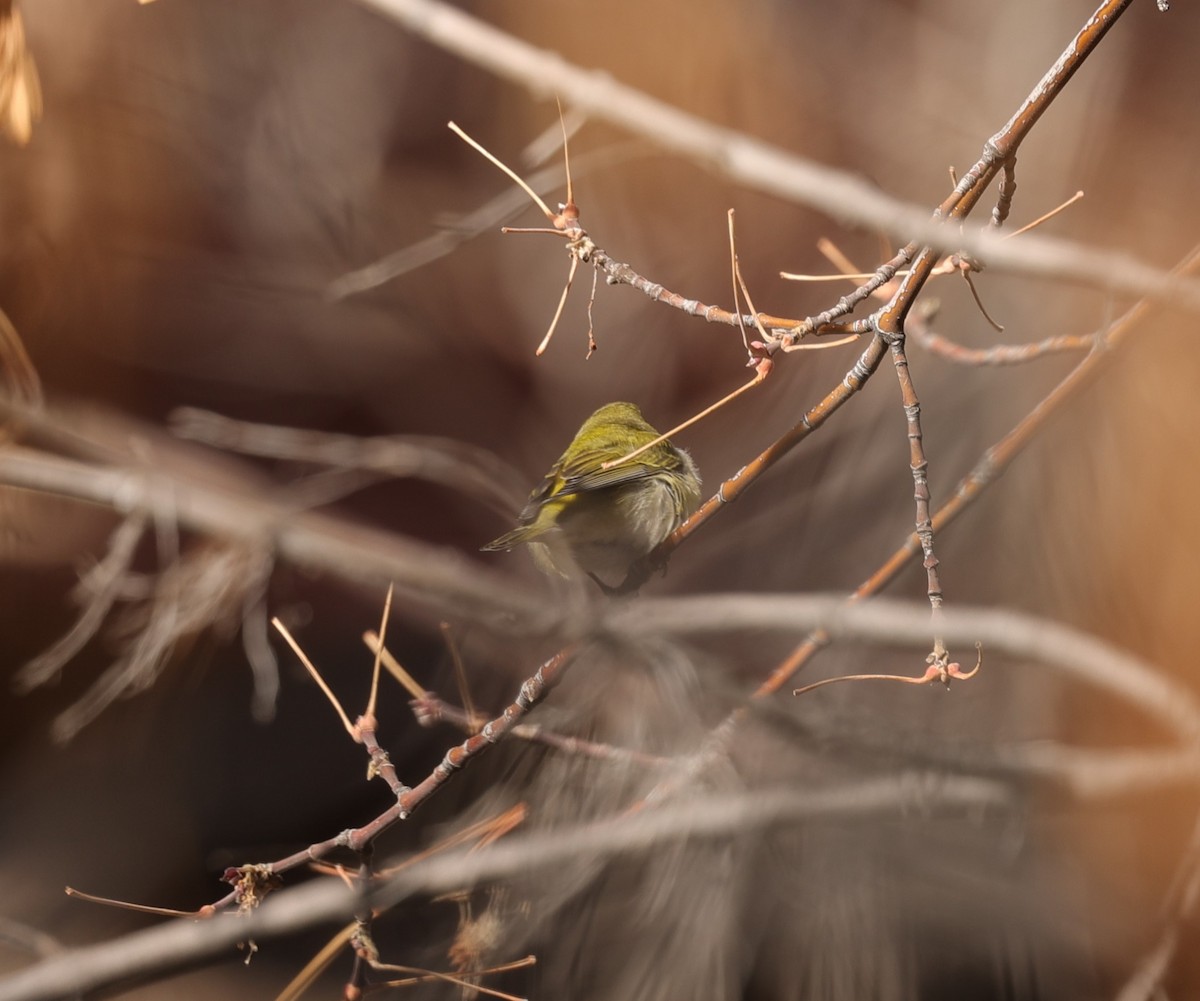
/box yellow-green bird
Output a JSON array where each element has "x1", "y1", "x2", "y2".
[{"x1": 482, "y1": 402, "x2": 701, "y2": 585}]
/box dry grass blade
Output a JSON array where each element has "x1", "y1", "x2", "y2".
[
  {"x1": 362, "y1": 629, "x2": 428, "y2": 700},
  {"x1": 272, "y1": 617, "x2": 357, "y2": 739},
  {"x1": 440, "y1": 621, "x2": 479, "y2": 733},
  {"x1": 448, "y1": 121, "x2": 556, "y2": 222},
  {"x1": 64, "y1": 888, "x2": 194, "y2": 920},
  {"x1": 274, "y1": 924, "x2": 356, "y2": 1001},
  {"x1": 364, "y1": 584, "x2": 394, "y2": 723}
]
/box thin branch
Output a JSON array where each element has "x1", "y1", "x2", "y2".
[
  {"x1": 601, "y1": 370, "x2": 766, "y2": 472},
  {"x1": 272, "y1": 618, "x2": 357, "y2": 738},
  {"x1": 275, "y1": 923, "x2": 355, "y2": 1001},
  {"x1": 792, "y1": 645, "x2": 981, "y2": 696},
  {"x1": 1007, "y1": 189, "x2": 1084, "y2": 238},
  {"x1": 371, "y1": 955, "x2": 536, "y2": 995},
  {"x1": 886, "y1": 330, "x2": 946, "y2": 657},
  {"x1": 906, "y1": 306, "x2": 1093, "y2": 364},
  {"x1": 412, "y1": 692, "x2": 669, "y2": 767},
  {"x1": 62, "y1": 888, "x2": 194, "y2": 920},
  {"x1": 369, "y1": 960, "x2": 526, "y2": 1001},
  {"x1": 364, "y1": 584, "x2": 394, "y2": 724},
  {"x1": 447, "y1": 121, "x2": 556, "y2": 221},
  {"x1": 327, "y1": 140, "x2": 651, "y2": 298},
  {"x1": 535, "y1": 252, "x2": 578, "y2": 356},
  {"x1": 960, "y1": 269, "x2": 1006, "y2": 333}
]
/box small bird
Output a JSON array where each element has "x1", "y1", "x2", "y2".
[{"x1": 482, "y1": 402, "x2": 701, "y2": 586}]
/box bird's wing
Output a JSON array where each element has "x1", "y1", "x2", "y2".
[{"x1": 556, "y1": 460, "x2": 658, "y2": 496}]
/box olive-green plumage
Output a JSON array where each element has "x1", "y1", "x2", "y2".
[{"x1": 482, "y1": 402, "x2": 701, "y2": 584}]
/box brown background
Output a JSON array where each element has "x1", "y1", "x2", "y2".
[{"x1": 2, "y1": 1, "x2": 1199, "y2": 998}]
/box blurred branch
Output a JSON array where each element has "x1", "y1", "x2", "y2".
[
  {"x1": 0, "y1": 779, "x2": 1011, "y2": 1001},
  {"x1": 907, "y1": 304, "x2": 1095, "y2": 364},
  {"x1": 1116, "y1": 810, "x2": 1200, "y2": 1001},
  {"x1": 993, "y1": 744, "x2": 1200, "y2": 800},
  {"x1": 411, "y1": 690, "x2": 670, "y2": 767},
  {"x1": 46, "y1": 542, "x2": 268, "y2": 743},
  {"x1": 14, "y1": 509, "x2": 148, "y2": 692},
  {"x1": 354, "y1": 0, "x2": 1200, "y2": 312},
  {"x1": 0, "y1": 434, "x2": 552, "y2": 633},
  {"x1": 169, "y1": 406, "x2": 529, "y2": 518},
  {"x1": 0, "y1": 917, "x2": 61, "y2": 960},
  {"x1": 0, "y1": 305, "x2": 41, "y2": 426},
  {"x1": 607, "y1": 595, "x2": 1200, "y2": 747}
]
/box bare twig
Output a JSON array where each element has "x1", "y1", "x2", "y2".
[
  {"x1": 906, "y1": 306, "x2": 1093, "y2": 364},
  {"x1": 272, "y1": 617, "x2": 357, "y2": 738},
  {"x1": 885, "y1": 330, "x2": 945, "y2": 659}
]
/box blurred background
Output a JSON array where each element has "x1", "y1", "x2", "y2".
[{"x1": 2, "y1": 0, "x2": 1200, "y2": 998}]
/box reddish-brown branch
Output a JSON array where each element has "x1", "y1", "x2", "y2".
[
  {"x1": 199, "y1": 646, "x2": 577, "y2": 916},
  {"x1": 784, "y1": 247, "x2": 915, "y2": 344},
  {"x1": 359, "y1": 723, "x2": 409, "y2": 800},
  {"x1": 590, "y1": 244, "x2": 891, "y2": 348},
  {"x1": 393, "y1": 647, "x2": 575, "y2": 824},
  {"x1": 908, "y1": 322, "x2": 1094, "y2": 365},
  {"x1": 990, "y1": 157, "x2": 1018, "y2": 230},
  {"x1": 590, "y1": 249, "x2": 814, "y2": 340},
  {"x1": 753, "y1": 242, "x2": 1200, "y2": 696},
  {"x1": 636, "y1": 256, "x2": 1195, "y2": 814},
  {"x1": 887, "y1": 336, "x2": 945, "y2": 653},
  {"x1": 357, "y1": 0, "x2": 1200, "y2": 309}
]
